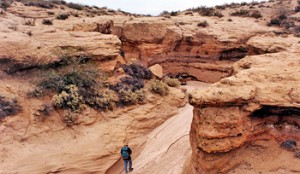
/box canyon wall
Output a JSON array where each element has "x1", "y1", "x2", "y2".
[{"x1": 188, "y1": 34, "x2": 300, "y2": 173}]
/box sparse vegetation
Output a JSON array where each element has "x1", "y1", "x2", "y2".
[
  {"x1": 56, "y1": 13, "x2": 69, "y2": 20},
  {"x1": 118, "y1": 89, "x2": 145, "y2": 105},
  {"x1": 24, "y1": 19, "x2": 35, "y2": 26},
  {"x1": 52, "y1": 84, "x2": 83, "y2": 111},
  {"x1": 0, "y1": 0, "x2": 11, "y2": 10},
  {"x1": 231, "y1": 9, "x2": 262, "y2": 19},
  {"x1": 23, "y1": 1, "x2": 55, "y2": 9},
  {"x1": 42, "y1": 19, "x2": 53, "y2": 25},
  {"x1": 122, "y1": 63, "x2": 152, "y2": 79},
  {"x1": 149, "y1": 79, "x2": 169, "y2": 96},
  {"x1": 67, "y1": 2, "x2": 84, "y2": 10},
  {"x1": 163, "y1": 77, "x2": 181, "y2": 87},
  {"x1": 281, "y1": 140, "x2": 297, "y2": 151},
  {"x1": 250, "y1": 10, "x2": 262, "y2": 19},
  {"x1": 197, "y1": 20, "x2": 209, "y2": 27},
  {"x1": 197, "y1": 6, "x2": 224, "y2": 18},
  {"x1": 231, "y1": 9, "x2": 249, "y2": 16},
  {"x1": 0, "y1": 96, "x2": 21, "y2": 119}
]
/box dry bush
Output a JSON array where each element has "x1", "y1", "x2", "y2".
[
  {"x1": 196, "y1": 6, "x2": 224, "y2": 18},
  {"x1": 56, "y1": 13, "x2": 69, "y2": 20},
  {"x1": 197, "y1": 20, "x2": 209, "y2": 27},
  {"x1": 250, "y1": 10, "x2": 262, "y2": 19},
  {"x1": 163, "y1": 77, "x2": 181, "y2": 87},
  {"x1": 0, "y1": 96, "x2": 21, "y2": 119},
  {"x1": 231, "y1": 9, "x2": 249, "y2": 16},
  {"x1": 23, "y1": 1, "x2": 55, "y2": 9},
  {"x1": 118, "y1": 89, "x2": 145, "y2": 105},
  {"x1": 149, "y1": 79, "x2": 169, "y2": 96},
  {"x1": 24, "y1": 19, "x2": 35, "y2": 26},
  {"x1": 67, "y1": 2, "x2": 84, "y2": 10},
  {"x1": 42, "y1": 19, "x2": 53, "y2": 25},
  {"x1": 63, "y1": 110, "x2": 78, "y2": 126},
  {"x1": 122, "y1": 63, "x2": 152, "y2": 79},
  {"x1": 0, "y1": 0, "x2": 11, "y2": 10},
  {"x1": 92, "y1": 89, "x2": 118, "y2": 110}
]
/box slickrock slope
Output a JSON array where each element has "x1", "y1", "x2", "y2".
[{"x1": 188, "y1": 34, "x2": 300, "y2": 173}]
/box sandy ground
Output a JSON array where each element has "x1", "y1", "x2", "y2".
[{"x1": 121, "y1": 81, "x2": 209, "y2": 174}]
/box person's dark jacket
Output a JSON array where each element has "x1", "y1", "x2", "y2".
[{"x1": 121, "y1": 146, "x2": 132, "y2": 160}]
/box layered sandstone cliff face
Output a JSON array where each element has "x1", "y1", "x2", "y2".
[{"x1": 188, "y1": 34, "x2": 300, "y2": 173}]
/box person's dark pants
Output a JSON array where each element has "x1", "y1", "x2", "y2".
[{"x1": 123, "y1": 159, "x2": 132, "y2": 173}]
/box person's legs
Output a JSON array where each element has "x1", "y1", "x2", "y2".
[
  {"x1": 129, "y1": 159, "x2": 133, "y2": 170},
  {"x1": 124, "y1": 160, "x2": 128, "y2": 173}
]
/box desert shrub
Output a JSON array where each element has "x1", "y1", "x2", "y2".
[
  {"x1": 163, "y1": 77, "x2": 181, "y2": 87},
  {"x1": 215, "y1": 5, "x2": 226, "y2": 10},
  {"x1": 91, "y1": 89, "x2": 118, "y2": 110},
  {"x1": 268, "y1": 18, "x2": 281, "y2": 26},
  {"x1": 295, "y1": 6, "x2": 300, "y2": 13},
  {"x1": 118, "y1": 89, "x2": 145, "y2": 105},
  {"x1": 120, "y1": 76, "x2": 144, "y2": 91},
  {"x1": 278, "y1": 14, "x2": 287, "y2": 20},
  {"x1": 51, "y1": 0, "x2": 66, "y2": 5},
  {"x1": 149, "y1": 79, "x2": 169, "y2": 96},
  {"x1": 56, "y1": 13, "x2": 69, "y2": 20},
  {"x1": 122, "y1": 63, "x2": 152, "y2": 79},
  {"x1": 231, "y1": 9, "x2": 249, "y2": 17},
  {"x1": 63, "y1": 110, "x2": 78, "y2": 126},
  {"x1": 170, "y1": 11, "x2": 178, "y2": 16},
  {"x1": 42, "y1": 19, "x2": 53, "y2": 25},
  {"x1": 67, "y1": 2, "x2": 83, "y2": 10},
  {"x1": 197, "y1": 6, "x2": 223, "y2": 17},
  {"x1": 281, "y1": 140, "x2": 297, "y2": 151},
  {"x1": 0, "y1": 0, "x2": 11, "y2": 10},
  {"x1": 214, "y1": 11, "x2": 224, "y2": 18},
  {"x1": 52, "y1": 85, "x2": 83, "y2": 111},
  {"x1": 250, "y1": 10, "x2": 262, "y2": 19},
  {"x1": 197, "y1": 20, "x2": 209, "y2": 27},
  {"x1": 24, "y1": 19, "x2": 35, "y2": 26},
  {"x1": 0, "y1": 96, "x2": 21, "y2": 119},
  {"x1": 24, "y1": 1, "x2": 54, "y2": 9},
  {"x1": 295, "y1": 151, "x2": 300, "y2": 158}
]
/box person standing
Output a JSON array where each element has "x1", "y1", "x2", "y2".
[{"x1": 121, "y1": 144, "x2": 133, "y2": 173}]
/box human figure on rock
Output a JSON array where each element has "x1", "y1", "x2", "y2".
[{"x1": 121, "y1": 144, "x2": 133, "y2": 173}]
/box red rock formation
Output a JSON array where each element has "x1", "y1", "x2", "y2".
[{"x1": 188, "y1": 34, "x2": 300, "y2": 173}]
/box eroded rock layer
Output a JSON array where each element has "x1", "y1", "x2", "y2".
[{"x1": 188, "y1": 34, "x2": 300, "y2": 173}]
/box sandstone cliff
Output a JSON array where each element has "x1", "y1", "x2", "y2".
[{"x1": 188, "y1": 33, "x2": 300, "y2": 173}]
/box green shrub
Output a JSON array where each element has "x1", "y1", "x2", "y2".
[
  {"x1": 149, "y1": 79, "x2": 169, "y2": 96},
  {"x1": 42, "y1": 19, "x2": 53, "y2": 25},
  {"x1": 118, "y1": 89, "x2": 145, "y2": 105},
  {"x1": 163, "y1": 77, "x2": 181, "y2": 87},
  {"x1": 197, "y1": 20, "x2": 209, "y2": 27},
  {"x1": 52, "y1": 85, "x2": 83, "y2": 111},
  {"x1": 0, "y1": 96, "x2": 21, "y2": 119},
  {"x1": 56, "y1": 13, "x2": 69, "y2": 20}
]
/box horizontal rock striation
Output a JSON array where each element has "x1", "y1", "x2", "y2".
[{"x1": 188, "y1": 34, "x2": 300, "y2": 173}]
